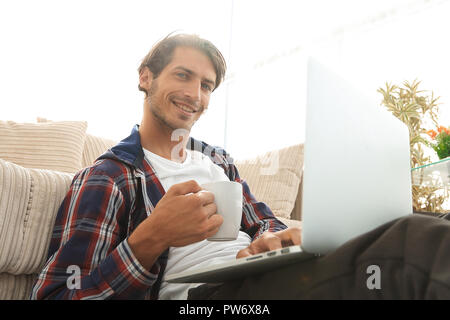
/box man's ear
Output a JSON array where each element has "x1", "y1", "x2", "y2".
[{"x1": 139, "y1": 66, "x2": 153, "y2": 94}]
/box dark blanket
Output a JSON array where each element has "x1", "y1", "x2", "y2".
[{"x1": 189, "y1": 213, "x2": 450, "y2": 299}]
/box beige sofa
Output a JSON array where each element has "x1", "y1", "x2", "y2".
[{"x1": 0, "y1": 120, "x2": 303, "y2": 300}]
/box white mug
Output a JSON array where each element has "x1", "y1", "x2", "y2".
[{"x1": 201, "y1": 181, "x2": 243, "y2": 241}]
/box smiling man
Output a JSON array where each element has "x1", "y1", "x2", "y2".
[
  {"x1": 138, "y1": 45, "x2": 217, "y2": 161},
  {"x1": 30, "y1": 33, "x2": 450, "y2": 301},
  {"x1": 30, "y1": 33, "x2": 299, "y2": 300}
]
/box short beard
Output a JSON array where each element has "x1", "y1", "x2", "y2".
[{"x1": 146, "y1": 79, "x2": 180, "y2": 131}]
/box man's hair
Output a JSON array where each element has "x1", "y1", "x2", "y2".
[{"x1": 138, "y1": 33, "x2": 227, "y2": 96}]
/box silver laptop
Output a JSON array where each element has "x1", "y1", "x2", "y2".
[{"x1": 165, "y1": 58, "x2": 413, "y2": 284}]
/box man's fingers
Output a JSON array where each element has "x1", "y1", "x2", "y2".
[
  {"x1": 203, "y1": 201, "x2": 217, "y2": 217},
  {"x1": 167, "y1": 180, "x2": 202, "y2": 196},
  {"x1": 274, "y1": 227, "x2": 302, "y2": 246},
  {"x1": 195, "y1": 190, "x2": 215, "y2": 207},
  {"x1": 169, "y1": 182, "x2": 216, "y2": 208},
  {"x1": 205, "y1": 214, "x2": 223, "y2": 237},
  {"x1": 236, "y1": 227, "x2": 302, "y2": 259},
  {"x1": 236, "y1": 232, "x2": 282, "y2": 259},
  {"x1": 261, "y1": 232, "x2": 283, "y2": 251},
  {"x1": 236, "y1": 248, "x2": 251, "y2": 259}
]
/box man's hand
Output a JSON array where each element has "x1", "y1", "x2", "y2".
[
  {"x1": 147, "y1": 180, "x2": 224, "y2": 247},
  {"x1": 128, "y1": 180, "x2": 223, "y2": 269},
  {"x1": 236, "y1": 227, "x2": 301, "y2": 259}
]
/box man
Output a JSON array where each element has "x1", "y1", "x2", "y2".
[
  {"x1": 30, "y1": 33, "x2": 300, "y2": 300},
  {"x1": 31, "y1": 33, "x2": 450, "y2": 300}
]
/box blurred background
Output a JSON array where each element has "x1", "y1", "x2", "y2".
[{"x1": 1, "y1": 0, "x2": 449, "y2": 159}]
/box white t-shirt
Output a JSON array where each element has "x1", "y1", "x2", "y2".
[{"x1": 142, "y1": 148, "x2": 252, "y2": 300}]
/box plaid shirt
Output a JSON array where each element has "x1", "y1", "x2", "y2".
[{"x1": 30, "y1": 125, "x2": 286, "y2": 300}]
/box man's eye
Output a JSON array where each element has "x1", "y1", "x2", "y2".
[
  {"x1": 176, "y1": 73, "x2": 187, "y2": 79},
  {"x1": 202, "y1": 83, "x2": 212, "y2": 92}
]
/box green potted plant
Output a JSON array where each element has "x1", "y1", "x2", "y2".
[{"x1": 426, "y1": 125, "x2": 450, "y2": 160}]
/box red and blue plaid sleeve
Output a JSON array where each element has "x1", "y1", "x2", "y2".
[
  {"x1": 30, "y1": 164, "x2": 158, "y2": 299},
  {"x1": 189, "y1": 137, "x2": 287, "y2": 240},
  {"x1": 236, "y1": 175, "x2": 287, "y2": 240}
]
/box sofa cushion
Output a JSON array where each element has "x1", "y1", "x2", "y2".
[
  {"x1": 235, "y1": 144, "x2": 304, "y2": 220},
  {"x1": 0, "y1": 120, "x2": 87, "y2": 173},
  {"x1": 0, "y1": 159, "x2": 73, "y2": 275},
  {"x1": 82, "y1": 133, "x2": 117, "y2": 168},
  {"x1": 36, "y1": 117, "x2": 116, "y2": 169},
  {"x1": 277, "y1": 217, "x2": 302, "y2": 229},
  {"x1": 291, "y1": 174, "x2": 303, "y2": 221},
  {"x1": 0, "y1": 273, "x2": 37, "y2": 300}
]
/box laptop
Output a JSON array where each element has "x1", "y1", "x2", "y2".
[{"x1": 165, "y1": 58, "x2": 413, "y2": 283}]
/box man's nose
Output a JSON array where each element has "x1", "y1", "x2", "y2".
[{"x1": 183, "y1": 80, "x2": 201, "y2": 103}]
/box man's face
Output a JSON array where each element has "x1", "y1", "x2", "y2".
[{"x1": 142, "y1": 46, "x2": 217, "y2": 132}]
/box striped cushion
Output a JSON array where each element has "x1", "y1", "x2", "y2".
[
  {"x1": 0, "y1": 159, "x2": 73, "y2": 275},
  {"x1": 81, "y1": 134, "x2": 116, "y2": 168},
  {"x1": 0, "y1": 273, "x2": 37, "y2": 300},
  {"x1": 235, "y1": 144, "x2": 304, "y2": 220},
  {"x1": 36, "y1": 118, "x2": 116, "y2": 169},
  {"x1": 0, "y1": 120, "x2": 87, "y2": 173}
]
